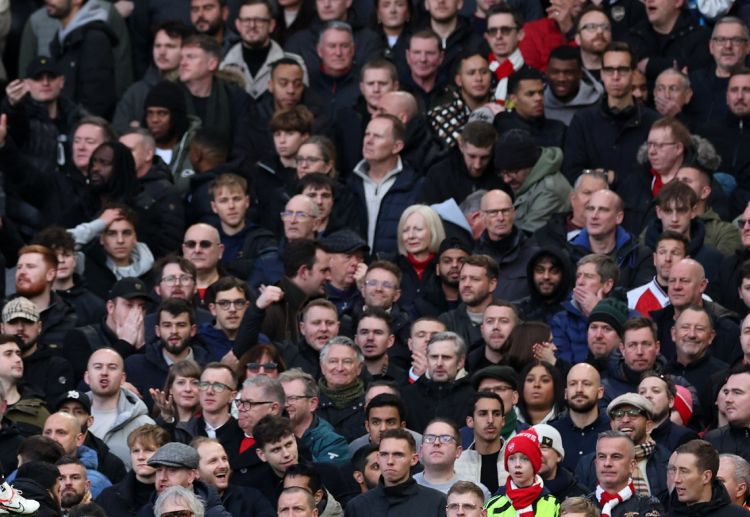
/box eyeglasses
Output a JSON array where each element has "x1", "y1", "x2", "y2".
[
  {"x1": 610, "y1": 408, "x2": 646, "y2": 419},
  {"x1": 214, "y1": 299, "x2": 248, "y2": 310},
  {"x1": 280, "y1": 210, "x2": 313, "y2": 220},
  {"x1": 481, "y1": 207, "x2": 513, "y2": 217},
  {"x1": 238, "y1": 16, "x2": 271, "y2": 24},
  {"x1": 198, "y1": 381, "x2": 232, "y2": 392},
  {"x1": 485, "y1": 26, "x2": 517, "y2": 37},
  {"x1": 246, "y1": 362, "x2": 278, "y2": 372},
  {"x1": 364, "y1": 279, "x2": 397, "y2": 290},
  {"x1": 161, "y1": 511, "x2": 194, "y2": 517},
  {"x1": 579, "y1": 22, "x2": 611, "y2": 32},
  {"x1": 285, "y1": 395, "x2": 313, "y2": 404},
  {"x1": 737, "y1": 218, "x2": 750, "y2": 229},
  {"x1": 601, "y1": 66, "x2": 632, "y2": 75},
  {"x1": 646, "y1": 141, "x2": 677, "y2": 150},
  {"x1": 183, "y1": 240, "x2": 216, "y2": 249},
  {"x1": 446, "y1": 503, "x2": 479, "y2": 512},
  {"x1": 423, "y1": 434, "x2": 457, "y2": 444},
  {"x1": 296, "y1": 155, "x2": 325, "y2": 165},
  {"x1": 161, "y1": 274, "x2": 194, "y2": 286},
  {"x1": 711, "y1": 36, "x2": 748, "y2": 46},
  {"x1": 236, "y1": 399, "x2": 274, "y2": 411}
]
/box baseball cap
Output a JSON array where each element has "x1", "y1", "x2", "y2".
[{"x1": 2, "y1": 297, "x2": 40, "y2": 323}]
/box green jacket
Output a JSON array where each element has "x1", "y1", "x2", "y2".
[
  {"x1": 514, "y1": 147, "x2": 572, "y2": 233},
  {"x1": 700, "y1": 208, "x2": 742, "y2": 257},
  {"x1": 485, "y1": 489, "x2": 560, "y2": 517}
]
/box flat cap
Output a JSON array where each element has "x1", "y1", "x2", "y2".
[
  {"x1": 607, "y1": 393, "x2": 655, "y2": 420},
  {"x1": 471, "y1": 365, "x2": 518, "y2": 391},
  {"x1": 319, "y1": 229, "x2": 369, "y2": 255},
  {"x1": 147, "y1": 443, "x2": 200, "y2": 469}
]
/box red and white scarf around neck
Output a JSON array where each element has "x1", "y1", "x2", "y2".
[
  {"x1": 489, "y1": 48, "x2": 524, "y2": 105},
  {"x1": 596, "y1": 479, "x2": 635, "y2": 517}
]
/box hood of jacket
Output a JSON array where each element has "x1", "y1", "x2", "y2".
[
  {"x1": 644, "y1": 217, "x2": 708, "y2": 255},
  {"x1": 105, "y1": 242, "x2": 155, "y2": 280},
  {"x1": 515, "y1": 146, "x2": 564, "y2": 197},
  {"x1": 58, "y1": 0, "x2": 109, "y2": 43},
  {"x1": 544, "y1": 70, "x2": 603, "y2": 111},
  {"x1": 571, "y1": 226, "x2": 639, "y2": 267},
  {"x1": 670, "y1": 479, "x2": 736, "y2": 516},
  {"x1": 11, "y1": 478, "x2": 60, "y2": 517},
  {"x1": 86, "y1": 388, "x2": 151, "y2": 435},
  {"x1": 78, "y1": 444, "x2": 100, "y2": 470},
  {"x1": 525, "y1": 247, "x2": 574, "y2": 305}
]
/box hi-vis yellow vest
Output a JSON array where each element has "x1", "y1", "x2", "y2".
[{"x1": 484, "y1": 493, "x2": 560, "y2": 517}]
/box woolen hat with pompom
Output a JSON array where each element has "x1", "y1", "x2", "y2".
[{"x1": 504, "y1": 428, "x2": 542, "y2": 474}]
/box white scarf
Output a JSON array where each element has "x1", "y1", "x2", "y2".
[{"x1": 595, "y1": 479, "x2": 635, "y2": 517}]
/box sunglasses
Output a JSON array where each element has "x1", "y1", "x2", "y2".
[
  {"x1": 246, "y1": 362, "x2": 278, "y2": 372},
  {"x1": 161, "y1": 511, "x2": 194, "y2": 517},
  {"x1": 183, "y1": 240, "x2": 215, "y2": 249}
]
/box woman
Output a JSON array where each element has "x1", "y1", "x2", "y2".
[
  {"x1": 393, "y1": 204, "x2": 446, "y2": 312},
  {"x1": 505, "y1": 322, "x2": 553, "y2": 373},
  {"x1": 484, "y1": 429, "x2": 560, "y2": 517},
  {"x1": 296, "y1": 136, "x2": 337, "y2": 179},
  {"x1": 239, "y1": 344, "x2": 286, "y2": 380},
  {"x1": 151, "y1": 360, "x2": 202, "y2": 423},
  {"x1": 517, "y1": 360, "x2": 565, "y2": 425}
]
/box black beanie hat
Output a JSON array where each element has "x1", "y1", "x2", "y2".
[
  {"x1": 144, "y1": 81, "x2": 189, "y2": 136},
  {"x1": 494, "y1": 129, "x2": 542, "y2": 172}
]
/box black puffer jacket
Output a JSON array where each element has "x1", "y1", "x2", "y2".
[
  {"x1": 401, "y1": 376, "x2": 474, "y2": 434},
  {"x1": 346, "y1": 478, "x2": 446, "y2": 517},
  {"x1": 134, "y1": 160, "x2": 185, "y2": 259},
  {"x1": 705, "y1": 425, "x2": 750, "y2": 459},
  {"x1": 474, "y1": 227, "x2": 539, "y2": 301},
  {"x1": 669, "y1": 479, "x2": 749, "y2": 517}
]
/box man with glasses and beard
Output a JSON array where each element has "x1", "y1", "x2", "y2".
[{"x1": 124, "y1": 299, "x2": 210, "y2": 410}]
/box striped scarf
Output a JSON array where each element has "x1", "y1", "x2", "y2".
[
  {"x1": 632, "y1": 439, "x2": 656, "y2": 496},
  {"x1": 596, "y1": 479, "x2": 635, "y2": 517}
]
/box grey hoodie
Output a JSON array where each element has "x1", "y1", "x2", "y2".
[
  {"x1": 544, "y1": 69, "x2": 604, "y2": 126},
  {"x1": 57, "y1": 0, "x2": 108, "y2": 43}
]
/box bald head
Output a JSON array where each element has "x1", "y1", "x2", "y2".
[
  {"x1": 589, "y1": 189, "x2": 624, "y2": 212},
  {"x1": 565, "y1": 362, "x2": 603, "y2": 413},
  {"x1": 379, "y1": 91, "x2": 418, "y2": 123},
  {"x1": 481, "y1": 189, "x2": 515, "y2": 240},
  {"x1": 86, "y1": 347, "x2": 124, "y2": 370},
  {"x1": 43, "y1": 412, "x2": 83, "y2": 455},
  {"x1": 668, "y1": 258, "x2": 707, "y2": 310}
]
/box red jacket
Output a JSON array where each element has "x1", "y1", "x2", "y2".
[{"x1": 518, "y1": 17, "x2": 576, "y2": 71}]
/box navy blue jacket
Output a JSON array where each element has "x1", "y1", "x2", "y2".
[
  {"x1": 348, "y1": 162, "x2": 423, "y2": 256},
  {"x1": 551, "y1": 412, "x2": 611, "y2": 473}
]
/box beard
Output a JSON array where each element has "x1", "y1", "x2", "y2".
[
  {"x1": 16, "y1": 276, "x2": 47, "y2": 298},
  {"x1": 61, "y1": 490, "x2": 85, "y2": 509},
  {"x1": 567, "y1": 396, "x2": 598, "y2": 413},
  {"x1": 163, "y1": 339, "x2": 190, "y2": 356}
]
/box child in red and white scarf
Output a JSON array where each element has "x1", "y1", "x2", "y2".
[{"x1": 503, "y1": 429, "x2": 548, "y2": 517}]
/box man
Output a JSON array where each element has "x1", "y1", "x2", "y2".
[
  {"x1": 483, "y1": 4, "x2": 526, "y2": 106},
  {"x1": 576, "y1": 395, "x2": 670, "y2": 503},
  {"x1": 454, "y1": 392, "x2": 509, "y2": 494},
  {"x1": 446, "y1": 482, "x2": 486, "y2": 517},
  {"x1": 550, "y1": 254, "x2": 621, "y2": 364},
  {"x1": 534, "y1": 169, "x2": 609, "y2": 249},
  {"x1": 466, "y1": 301, "x2": 518, "y2": 372},
  {"x1": 1, "y1": 297, "x2": 73, "y2": 401},
  {"x1": 226, "y1": 376, "x2": 284, "y2": 487},
  {"x1": 281, "y1": 195, "x2": 318, "y2": 244},
  {"x1": 574, "y1": 6, "x2": 612, "y2": 79},
  {"x1": 178, "y1": 35, "x2": 252, "y2": 163},
  {"x1": 283, "y1": 463, "x2": 344, "y2": 516},
  {"x1": 651, "y1": 258, "x2": 740, "y2": 365},
  {"x1": 493, "y1": 68, "x2": 567, "y2": 149},
  {"x1": 690, "y1": 17, "x2": 750, "y2": 125},
  {"x1": 279, "y1": 368, "x2": 349, "y2": 464},
  {"x1": 197, "y1": 277, "x2": 250, "y2": 364},
  {"x1": 717, "y1": 453, "x2": 750, "y2": 509},
  {"x1": 248, "y1": 415, "x2": 302, "y2": 503},
  {"x1": 563, "y1": 43, "x2": 659, "y2": 187},
  {"x1": 47, "y1": 0, "x2": 117, "y2": 117},
  {"x1": 349, "y1": 114, "x2": 422, "y2": 255},
  {"x1": 535, "y1": 423, "x2": 589, "y2": 501},
  {"x1": 84, "y1": 348, "x2": 155, "y2": 468},
  {"x1": 415, "y1": 419, "x2": 489, "y2": 497},
  {"x1": 124, "y1": 299, "x2": 209, "y2": 410},
  {"x1": 468, "y1": 365, "x2": 528, "y2": 447},
  {"x1": 345, "y1": 429, "x2": 447, "y2": 516},
  {"x1": 0, "y1": 335, "x2": 49, "y2": 435},
  {"x1": 641, "y1": 117, "x2": 692, "y2": 200},
  {"x1": 628, "y1": 231, "x2": 689, "y2": 315},
  {"x1": 190, "y1": 0, "x2": 230, "y2": 49},
  {"x1": 544, "y1": 45, "x2": 603, "y2": 126},
  {"x1": 354, "y1": 309, "x2": 405, "y2": 382},
  {"x1": 638, "y1": 372, "x2": 699, "y2": 452},
  {"x1": 421, "y1": 121, "x2": 508, "y2": 206},
  {"x1": 401, "y1": 332, "x2": 474, "y2": 433},
  {"x1": 57, "y1": 457, "x2": 94, "y2": 512},
  {"x1": 414, "y1": 238, "x2": 471, "y2": 318},
  {"x1": 653, "y1": 69, "x2": 694, "y2": 124},
  {"x1": 428, "y1": 52, "x2": 492, "y2": 147},
  {"x1": 277, "y1": 487, "x2": 317, "y2": 517},
  {"x1": 567, "y1": 190, "x2": 643, "y2": 286},
  {"x1": 553, "y1": 363, "x2": 610, "y2": 474},
  {"x1": 473, "y1": 189, "x2": 539, "y2": 300},
  {"x1": 714, "y1": 202, "x2": 750, "y2": 316},
  {"x1": 401, "y1": 30, "x2": 448, "y2": 112},
  {"x1": 406, "y1": 317, "x2": 447, "y2": 382},
  {"x1": 193, "y1": 437, "x2": 274, "y2": 517},
  {"x1": 305, "y1": 22, "x2": 360, "y2": 120},
  {"x1": 220, "y1": 0, "x2": 306, "y2": 99},
  {"x1": 625, "y1": 0, "x2": 711, "y2": 82},
  {"x1": 586, "y1": 431, "x2": 664, "y2": 517},
  {"x1": 439, "y1": 255, "x2": 499, "y2": 349},
  {"x1": 63, "y1": 277, "x2": 151, "y2": 383},
  {"x1": 81, "y1": 207, "x2": 155, "y2": 300},
  {"x1": 602, "y1": 317, "x2": 666, "y2": 405},
  {"x1": 495, "y1": 129, "x2": 571, "y2": 233},
  {"x1": 670, "y1": 439, "x2": 749, "y2": 516},
  {"x1": 423, "y1": 0, "x2": 483, "y2": 80},
  {"x1": 320, "y1": 230, "x2": 368, "y2": 315},
  {"x1": 113, "y1": 21, "x2": 191, "y2": 134},
  {"x1": 13, "y1": 245, "x2": 77, "y2": 348},
  {"x1": 676, "y1": 163, "x2": 742, "y2": 258},
  {"x1": 515, "y1": 249, "x2": 573, "y2": 323},
  {"x1": 119, "y1": 130, "x2": 186, "y2": 258},
  {"x1": 348, "y1": 392, "x2": 422, "y2": 456},
  {"x1": 182, "y1": 224, "x2": 224, "y2": 301},
  {"x1": 666, "y1": 306, "x2": 730, "y2": 416},
  {"x1": 706, "y1": 365, "x2": 750, "y2": 458},
  {"x1": 138, "y1": 442, "x2": 232, "y2": 517},
  {"x1": 53, "y1": 390, "x2": 126, "y2": 485},
  {"x1": 42, "y1": 414, "x2": 110, "y2": 496}
]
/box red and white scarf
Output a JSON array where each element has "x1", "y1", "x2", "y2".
[
  {"x1": 505, "y1": 474, "x2": 544, "y2": 517},
  {"x1": 596, "y1": 479, "x2": 635, "y2": 517},
  {"x1": 489, "y1": 48, "x2": 524, "y2": 105}
]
